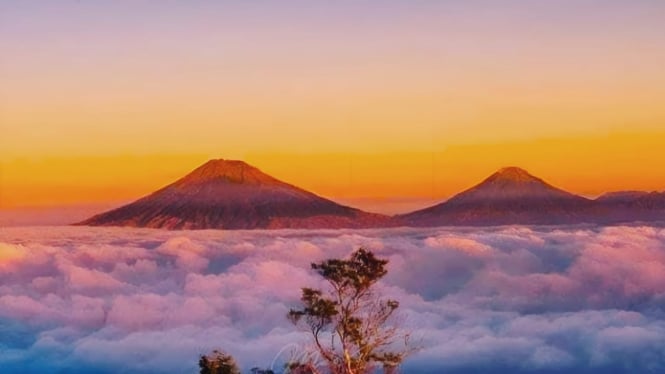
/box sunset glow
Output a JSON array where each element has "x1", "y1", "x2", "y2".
[
  {"x1": 3, "y1": 131, "x2": 665, "y2": 216},
  {"x1": 2, "y1": 1, "x2": 665, "y2": 219}
]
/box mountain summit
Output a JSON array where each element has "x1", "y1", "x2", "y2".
[
  {"x1": 401, "y1": 167, "x2": 595, "y2": 226},
  {"x1": 78, "y1": 159, "x2": 392, "y2": 230},
  {"x1": 448, "y1": 166, "x2": 584, "y2": 203},
  {"x1": 177, "y1": 159, "x2": 282, "y2": 186},
  {"x1": 489, "y1": 166, "x2": 541, "y2": 182}
]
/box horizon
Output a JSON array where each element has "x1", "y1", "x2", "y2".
[{"x1": 3, "y1": 158, "x2": 663, "y2": 227}]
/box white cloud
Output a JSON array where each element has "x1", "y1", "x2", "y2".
[{"x1": 1, "y1": 225, "x2": 665, "y2": 373}]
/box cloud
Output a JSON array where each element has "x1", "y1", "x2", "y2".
[
  {"x1": 424, "y1": 234, "x2": 493, "y2": 256},
  {"x1": 156, "y1": 236, "x2": 209, "y2": 271},
  {"x1": 1, "y1": 225, "x2": 665, "y2": 373}
]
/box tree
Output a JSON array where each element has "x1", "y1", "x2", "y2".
[
  {"x1": 199, "y1": 349, "x2": 241, "y2": 374},
  {"x1": 288, "y1": 248, "x2": 413, "y2": 374}
]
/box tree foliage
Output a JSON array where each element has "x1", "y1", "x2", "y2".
[
  {"x1": 288, "y1": 248, "x2": 412, "y2": 374},
  {"x1": 199, "y1": 350, "x2": 241, "y2": 374}
]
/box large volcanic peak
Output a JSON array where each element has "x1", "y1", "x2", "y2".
[{"x1": 78, "y1": 159, "x2": 393, "y2": 230}]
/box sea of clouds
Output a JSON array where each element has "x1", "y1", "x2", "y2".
[{"x1": 1, "y1": 225, "x2": 665, "y2": 373}]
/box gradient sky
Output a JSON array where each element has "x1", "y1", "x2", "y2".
[{"x1": 1, "y1": 1, "x2": 665, "y2": 219}]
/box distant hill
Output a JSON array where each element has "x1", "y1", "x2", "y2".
[{"x1": 77, "y1": 159, "x2": 394, "y2": 230}]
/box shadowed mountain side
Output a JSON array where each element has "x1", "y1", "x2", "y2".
[{"x1": 77, "y1": 159, "x2": 395, "y2": 230}]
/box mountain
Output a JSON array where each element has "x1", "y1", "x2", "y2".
[
  {"x1": 400, "y1": 167, "x2": 596, "y2": 226},
  {"x1": 77, "y1": 159, "x2": 393, "y2": 230},
  {"x1": 596, "y1": 190, "x2": 665, "y2": 209},
  {"x1": 78, "y1": 162, "x2": 665, "y2": 230},
  {"x1": 596, "y1": 191, "x2": 651, "y2": 204},
  {"x1": 595, "y1": 190, "x2": 665, "y2": 222}
]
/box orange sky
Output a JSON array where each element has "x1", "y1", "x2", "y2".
[
  {"x1": 1, "y1": 1, "x2": 665, "y2": 220},
  {"x1": 2, "y1": 131, "x2": 665, "y2": 216}
]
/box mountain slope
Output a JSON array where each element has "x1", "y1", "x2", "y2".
[
  {"x1": 595, "y1": 190, "x2": 665, "y2": 223},
  {"x1": 78, "y1": 159, "x2": 393, "y2": 230},
  {"x1": 401, "y1": 167, "x2": 596, "y2": 226}
]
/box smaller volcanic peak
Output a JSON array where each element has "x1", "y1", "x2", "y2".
[
  {"x1": 176, "y1": 159, "x2": 281, "y2": 186},
  {"x1": 446, "y1": 166, "x2": 580, "y2": 205},
  {"x1": 401, "y1": 166, "x2": 594, "y2": 226}
]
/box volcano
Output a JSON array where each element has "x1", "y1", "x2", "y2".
[
  {"x1": 400, "y1": 167, "x2": 596, "y2": 226},
  {"x1": 78, "y1": 159, "x2": 393, "y2": 230}
]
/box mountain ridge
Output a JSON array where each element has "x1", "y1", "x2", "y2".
[{"x1": 77, "y1": 161, "x2": 665, "y2": 230}]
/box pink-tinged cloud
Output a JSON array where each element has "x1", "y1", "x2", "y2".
[{"x1": 1, "y1": 225, "x2": 665, "y2": 373}]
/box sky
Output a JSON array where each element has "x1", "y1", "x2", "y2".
[{"x1": 2, "y1": 1, "x2": 665, "y2": 219}]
